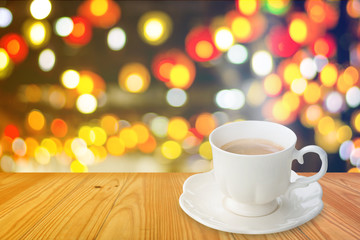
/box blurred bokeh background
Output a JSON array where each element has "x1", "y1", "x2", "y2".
[{"x1": 0, "y1": 0, "x2": 359, "y2": 173}]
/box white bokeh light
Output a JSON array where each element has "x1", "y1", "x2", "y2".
[
  {"x1": 314, "y1": 55, "x2": 329, "y2": 72},
  {"x1": 166, "y1": 88, "x2": 187, "y2": 107},
  {"x1": 30, "y1": 0, "x2": 52, "y2": 20},
  {"x1": 0, "y1": 8, "x2": 13, "y2": 28},
  {"x1": 300, "y1": 58, "x2": 317, "y2": 79},
  {"x1": 107, "y1": 27, "x2": 126, "y2": 51},
  {"x1": 215, "y1": 89, "x2": 245, "y2": 110},
  {"x1": 339, "y1": 140, "x2": 355, "y2": 161},
  {"x1": 227, "y1": 44, "x2": 248, "y2": 64},
  {"x1": 55, "y1": 17, "x2": 73, "y2": 37},
  {"x1": 346, "y1": 86, "x2": 360, "y2": 108},
  {"x1": 325, "y1": 91, "x2": 344, "y2": 113},
  {"x1": 251, "y1": 50, "x2": 273, "y2": 76},
  {"x1": 38, "y1": 49, "x2": 56, "y2": 72},
  {"x1": 76, "y1": 94, "x2": 97, "y2": 114}
]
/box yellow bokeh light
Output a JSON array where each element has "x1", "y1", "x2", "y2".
[
  {"x1": 79, "y1": 126, "x2": 93, "y2": 145},
  {"x1": 336, "y1": 125, "x2": 352, "y2": 143},
  {"x1": 195, "y1": 40, "x2": 213, "y2": 59},
  {"x1": 138, "y1": 11, "x2": 172, "y2": 45},
  {"x1": 119, "y1": 127, "x2": 138, "y2": 149},
  {"x1": 61, "y1": 69, "x2": 80, "y2": 89},
  {"x1": 71, "y1": 160, "x2": 88, "y2": 172},
  {"x1": 77, "y1": 74, "x2": 94, "y2": 94},
  {"x1": 132, "y1": 123, "x2": 149, "y2": 144},
  {"x1": 35, "y1": 146, "x2": 51, "y2": 165},
  {"x1": 272, "y1": 100, "x2": 291, "y2": 122},
  {"x1": 118, "y1": 63, "x2": 150, "y2": 93},
  {"x1": 282, "y1": 91, "x2": 300, "y2": 112},
  {"x1": 41, "y1": 138, "x2": 57, "y2": 156},
  {"x1": 125, "y1": 74, "x2": 145, "y2": 93},
  {"x1": 100, "y1": 115, "x2": 119, "y2": 135},
  {"x1": 353, "y1": 111, "x2": 360, "y2": 133},
  {"x1": 167, "y1": 117, "x2": 189, "y2": 141},
  {"x1": 64, "y1": 138, "x2": 74, "y2": 158},
  {"x1": 289, "y1": 18, "x2": 307, "y2": 43},
  {"x1": 30, "y1": 0, "x2": 52, "y2": 20},
  {"x1": 144, "y1": 18, "x2": 164, "y2": 41},
  {"x1": 301, "y1": 104, "x2": 324, "y2": 128},
  {"x1": 106, "y1": 136, "x2": 125, "y2": 156},
  {"x1": 231, "y1": 17, "x2": 251, "y2": 41},
  {"x1": 0, "y1": 48, "x2": 10, "y2": 70},
  {"x1": 320, "y1": 64, "x2": 338, "y2": 87},
  {"x1": 169, "y1": 64, "x2": 190, "y2": 89},
  {"x1": 304, "y1": 82, "x2": 321, "y2": 104},
  {"x1": 161, "y1": 140, "x2": 182, "y2": 160},
  {"x1": 90, "y1": 0, "x2": 108, "y2": 16},
  {"x1": 238, "y1": 0, "x2": 258, "y2": 16},
  {"x1": 314, "y1": 130, "x2": 339, "y2": 153},
  {"x1": 214, "y1": 27, "x2": 234, "y2": 52},
  {"x1": 283, "y1": 63, "x2": 302, "y2": 86},
  {"x1": 199, "y1": 141, "x2": 212, "y2": 160},
  {"x1": 27, "y1": 109, "x2": 45, "y2": 131},
  {"x1": 29, "y1": 22, "x2": 46, "y2": 45},
  {"x1": 317, "y1": 116, "x2": 335, "y2": 135},
  {"x1": 92, "y1": 127, "x2": 107, "y2": 146},
  {"x1": 25, "y1": 137, "x2": 39, "y2": 157},
  {"x1": 291, "y1": 78, "x2": 307, "y2": 95},
  {"x1": 263, "y1": 73, "x2": 282, "y2": 96}
]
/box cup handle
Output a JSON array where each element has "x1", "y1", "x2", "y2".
[{"x1": 286, "y1": 145, "x2": 328, "y2": 197}]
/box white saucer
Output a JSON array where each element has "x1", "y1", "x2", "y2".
[{"x1": 179, "y1": 170, "x2": 323, "y2": 234}]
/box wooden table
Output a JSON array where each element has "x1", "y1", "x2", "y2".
[{"x1": 0, "y1": 172, "x2": 359, "y2": 240}]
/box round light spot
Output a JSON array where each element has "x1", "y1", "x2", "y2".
[
  {"x1": 346, "y1": 86, "x2": 360, "y2": 108},
  {"x1": 227, "y1": 44, "x2": 248, "y2": 64},
  {"x1": 161, "y1": 140, "x2": 182, "y2": 160},
  {"x1": 38, "y1": 48, "x2": 55, "y2": 72},
  {"x1": 339, "y1": 140, "x2": 355, "y2": 160},
  {"x1": 325, "y1": 91, "x2": 344, "y2": 113},
  {"x1": 30, "y1": 0, "x2": 52, "y2": 20},
  {"x1": 251, "y1": 50, "x2": 273, "y2": 76},
  {"x1": 61, "y1": 69, "x2": 80, "y2": 89},
  {"x1": 55, "y1": 17, "x2": 73, "y2": 37},
  {"x1": 76, "y1": 94, "x2": 97, "y2": 114},
  {"x1": 300, "y1": 58, "x2": 317, "y2": 79},
  {"x1": 107, "y1": 27, "x2": 126, "y2": 51},
  {"x1": 215, "y1": 89, "x2": 245, "y2": 110},
  {"x1": 0, "y1": 8, "x2": 13, "y2": 28},
  {"x1": 166, "y1": 88, "x2": 187, "y2": 107}
]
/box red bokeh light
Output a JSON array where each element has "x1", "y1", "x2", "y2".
[
  {"x1": 51, "y1": 119, "x2": 68, "y2": 138},
  {"x1": 0, "y1": 33, "x2": 28, "y2": 64},
  {"x1": 78, "y1": 0, "x2": 121, "y2": 29},
  {"x1": 185, "y1": 26, "x2": 221, "y2": 62},
  {"x1": 267, "y1": 26, "x2": 301, "y2": 58},
  {"x1": 4, "y1": 124, "x2": 20, "y2": 140},
  {"x1": 310, "y1": 34, "x2": 336, "y2": 58},
  {"x1": 64, "y1": 17, "x2": 92, "y2": 46}
]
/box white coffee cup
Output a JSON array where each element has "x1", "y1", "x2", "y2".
[{"x1": 209, "y1": 121, "x2": 328, "y2": 217}]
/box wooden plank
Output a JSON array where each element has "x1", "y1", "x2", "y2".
[
  {"x1": 96, "y1": 173, "x2": 234, "y2": 240},
  {"x1": 0, "y1": 173, "x2": 89, "y2": 239},
  {"x1": 19, "y1": 173, "x2": 129, "y2": 240},
  {"x1": 297, "y1": 174, "x2": 360, "y2": 240}
]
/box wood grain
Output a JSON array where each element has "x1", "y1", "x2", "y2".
[{"x1": 0, "y1": 172, "x2": 358, "y2": 240}]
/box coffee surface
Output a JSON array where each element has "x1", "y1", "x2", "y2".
[{"x1": 220, "y1": 138, "x2": 284, "y2": 155}]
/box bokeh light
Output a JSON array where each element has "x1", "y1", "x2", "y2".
[
  {"x1": 27, "y1": 109, "x2": 46, "y2": 131},
  {"x1": 251, "y1": 50, "x2": 273, "y2": 76},
  {"x1": 215, "y1": 89, "x2": 245, "y2": 110},
  {"x1": 55, "y1": 17, "x2": 74, "y2": 37},
  {"x1": 161, "y1": 141, "x2": 182, "y2": 160},
  {"x1": 61, "y1": 69, "x2": 80, "y2": 89},
  {"x1": 227, "y1": 44, "x2": 248, "y2": 64},
  {"x1": 64, "y1": 17, "x2": 92, "y2": 46},
  {"x1": 23, "y1": 19, "x2": 51, "y2": 49},
  {"x1": 166, "y1": 88, "x2": 187, "y2": 107},
  {"x1": 107, "y1": 27, "x2": 126, "y2": 51},
  {"x1": 76, "y1": 94, "x2": 97, "y2": 114},
  {"x1": 118, "y1": 63, "x2": 150, "y2": 93},
  {"x1": 138, "y1": 11, "x2": 172, "y2": 46},
  {"x1": 38, "y1": 48, "x2": 55, "y2": 72},
  {"x1": 30, "y1": 0, "x2": 52, "y2": 20},
  {"x1": 214, "y1": 27, "x2": 234, "y2": 52},
  {"x1": 0, "y1": 8, "x2": 12, "y2": 28}
]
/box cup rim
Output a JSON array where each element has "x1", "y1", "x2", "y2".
[{"x1": 209, "y1": 120, "x2": 297, "y2": 157}]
